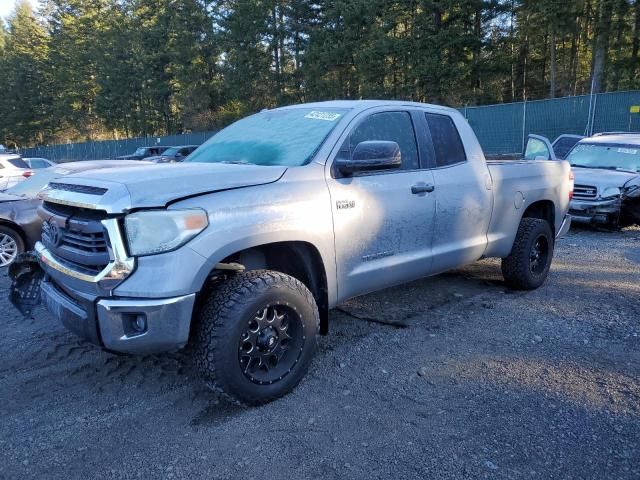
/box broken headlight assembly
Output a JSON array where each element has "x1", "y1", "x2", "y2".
[
  {"x1": 600, "y1": 187, "x2": 622, "y2": 200},
  {"x1": 125, "y1": 209, "x2": 209, "y2": 256}
]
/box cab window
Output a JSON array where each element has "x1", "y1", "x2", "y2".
[
  {"x1": 425, "y1": 113, "x2": 467, "y2": 167},
  {"x1": 340, "y1": 111, "x2": 419, "y2": 170}
]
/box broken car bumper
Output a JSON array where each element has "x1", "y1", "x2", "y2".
[
  {"x1": 41, "y1": 279, "x2": 195, "y2": 355},
  {"x1": 569, "y1": 198, "x2": 620, "y2": 224}
]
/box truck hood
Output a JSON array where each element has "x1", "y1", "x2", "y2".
[
  {"x1": 572, "y1": 167, "x2": 639, "y2": 190},
  {"x1": 39, "y1": 163, "x2": 288, "y2": 213}
]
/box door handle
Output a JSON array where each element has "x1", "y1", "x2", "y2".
[{"x1": 411, "y1": 183, "x2": 435, "y2": 195}]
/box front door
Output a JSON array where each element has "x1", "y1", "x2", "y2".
[{"x1": 327, "y1": 110, "x2": 437, "y2": 302}]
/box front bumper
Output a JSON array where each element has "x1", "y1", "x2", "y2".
[
  {"x1": 41, "y1": 278, "x2": 195, "y2": 355},
  {"x1": 569, "y1": 197, "x2": 621, "y2": 224}
]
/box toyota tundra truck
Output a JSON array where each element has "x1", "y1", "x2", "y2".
[{"x1": 14, "y1": 101, "x2": 572, "y2": 404}]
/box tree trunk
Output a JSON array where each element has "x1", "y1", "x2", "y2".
[
  {"x1": 591, "y1": 0, "x2": 613, "y2": 93},
  {"x1": 550, "y1": 29, "x2": 557, "y2": 98},
  {"x1": 633, "y1": 0, "x2": 640, "y2": 82},
  {"x1": 473, "y1": 5, "x2": 482, "y2": 97}
]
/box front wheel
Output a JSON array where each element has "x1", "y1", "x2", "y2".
[
  {"x1": 192, "y1": 270, "x2": 319, "y2": 405},
  {"x1": 0, "y1": 226, "x2": 24, "y2": 268},
  {"x1": 501, "y1": 218, "x2": 554, "y2": 290}
]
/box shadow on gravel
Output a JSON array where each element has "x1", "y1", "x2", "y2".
[{"x1": 336, "y1": 259, "x2": 505, "y2": 328}]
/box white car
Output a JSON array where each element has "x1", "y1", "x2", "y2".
[
  {"x1": 0, "y1": 155, "x2": 33, "y2": 190},
  {"x1": 23, "y1": 157, "x2": 56, "y2": 169}
]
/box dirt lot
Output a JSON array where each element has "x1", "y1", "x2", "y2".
[{"x1": 1, "y1": 227, "x2": 639, "y2": 480}]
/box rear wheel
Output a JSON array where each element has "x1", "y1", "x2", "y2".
[
  {"x1": 0, "y1": 226, "x2": 24, "y2": 268},
  {"x1": 501, "y1": 218, "x2": 554, "y2": 290},
  {"x1": 192, "y1": 270, "x2": 319, "y2": 405}
]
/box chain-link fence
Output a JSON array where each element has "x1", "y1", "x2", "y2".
[
  {"x1": 19, "y1": 90, "x2": 640, "y2": 160},
  {"x1": 460, "y1": 90, "x2": 640, "y2": 154},
  {"x1": 20, "y1": 131, "x2": 217, "y2": 163}
]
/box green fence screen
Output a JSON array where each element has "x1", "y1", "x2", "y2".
[{"x1": 20, "y1": 90, "x2": 640, "y2": 160}]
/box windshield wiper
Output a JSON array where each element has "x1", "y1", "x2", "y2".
[
  {"x1": 571, "y1": 164, "x2": 636, "y2": 173},
  {"x1": 220, "y1": 160, "x2": 255, "y2": 165}
]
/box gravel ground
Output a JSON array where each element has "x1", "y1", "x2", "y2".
[{"x1": 1, "y1": 226, "x2": 639, "y2": 480}]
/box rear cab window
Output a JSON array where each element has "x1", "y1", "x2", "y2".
[
  {"x1": 424, "y1": 113, "x2": 467, "y2": 167},
  {"x1": 338, "y1": 111, "x2": 420, "y2": 170}
]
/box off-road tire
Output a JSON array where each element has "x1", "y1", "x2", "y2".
[
  {"x1": 192, "y1": 270, "x2": 319, "y2": 405},
  {"x1": 501, "y1": 218, "x2": 554, "y2": 290},
  {"x1": 0, "y1": 225, "x2": 25, "y2": 268}
]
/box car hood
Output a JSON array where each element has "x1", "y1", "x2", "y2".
[
  {"x1": 572, "y1": 168, "x2": 640, "y2": 190},
  {"x1": 0, "y1": 192, "x2": 23, "y2": 203},
  {"x1": 38, "y1": 162, "x2": 288, "y2": 213}
]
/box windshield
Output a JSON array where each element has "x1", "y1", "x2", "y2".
[
  {"x1": 567, "y1": 143, "x2": 640, "y2": 172},
  {"x1": 186, "y1": 108, "x2": 349, "y2": 166},
  {"x1": 5, "y1": 167, "x2": 71, "y2": 197},
  {"x1": 162, "y1": 147, "x2": 181, "y2": 156}
]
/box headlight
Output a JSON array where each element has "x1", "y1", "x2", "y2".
[
  {"x1": 125, "y1": 209, "x2": 208, "y2": 256},
  {"x1": 600, "y1": 187, "x2": 621, "y2": 199}
]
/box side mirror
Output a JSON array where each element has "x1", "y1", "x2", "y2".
[{"x1": 336, "y1": 141, "x2": 402, "y2": 176}]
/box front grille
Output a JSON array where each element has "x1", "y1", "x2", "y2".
[
  {"x1": 573, "y1": 184, "x2": 598, "y2": 199},
  {"x1": 48, "y1": 182, "x2": 108, "y2": 196},
  {"x1": 60, "y1": 229, "x2": 108, "y2": 255},
  {"x1": 41, "y1": 205, "x2": 112, "y2": 274}
]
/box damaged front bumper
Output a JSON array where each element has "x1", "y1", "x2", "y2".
[
  {"x1": 569, "y1": 198, "x2": 621, "y2": 225},
  {"x1": 9, "y1": 243, "x2": 196, "y2": 355},
  {"x1": 40, "y1": 279, "x2": 195, "y2": 354}
]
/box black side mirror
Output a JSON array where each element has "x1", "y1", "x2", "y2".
[{"x1": 336, "y1": 141, "x2": 402, "y2": 176}]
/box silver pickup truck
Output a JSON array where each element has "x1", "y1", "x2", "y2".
[{"x1": 20, "y1": 101, "x2": 572, "y2": 404}]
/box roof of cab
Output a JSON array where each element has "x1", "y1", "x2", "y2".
[{"x1": 272, "y1": 99, "x2": 459, "y2": 114}]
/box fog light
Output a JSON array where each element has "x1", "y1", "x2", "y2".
[{"x1": 132, "y1": 315, "x2": 147, "y2": 333}]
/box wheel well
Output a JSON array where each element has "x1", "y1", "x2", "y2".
[
  {"x1": 216, "y1": 242, "x2": 330, "y2": 334},
  {"x1": 0, "y1": 220, "x2": 26, "y2": 245},
  {"x1": 522, "y1": 200, "x2": 555, "y2": 235}
]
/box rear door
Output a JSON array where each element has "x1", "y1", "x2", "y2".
[
  {"x1": 524, "y1": 135, "x2": 557, "y2": 160},
  {"x1": 419, "y1": 111, "x2": 493, "y2": 274},
  {"x1": 327, "y1": 108, "x2": 436, "y2": 301}
]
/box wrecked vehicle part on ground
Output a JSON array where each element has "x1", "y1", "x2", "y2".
[
  {"x1": 566, "y1": 133, "x2": 640, "y2": 228},
  {"x1": 11, "y1": 100, "x2": 572, "y2": 405}
]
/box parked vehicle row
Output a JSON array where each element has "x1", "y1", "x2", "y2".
[
  {"x1": 116, "y1": 144, "x2": 199, "y2": 162},
  {"x1": 10, "y1": 100, "x2": 573, "y2": 406}
]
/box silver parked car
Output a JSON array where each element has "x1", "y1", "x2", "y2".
[{"x1": 24, "y1": 157, "x2": 56, "y2": 169}]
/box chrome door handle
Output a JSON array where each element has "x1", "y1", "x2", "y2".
[{"x1": 411, "y1": 183, "x2": 435, "y2": 195}]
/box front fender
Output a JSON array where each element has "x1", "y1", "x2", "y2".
[{"x1": 115, "y1": 165, "x2": 338, "y2": 305}]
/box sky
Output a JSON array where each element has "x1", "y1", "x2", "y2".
[{"x1": 0, "y1": 0, "x2": 38, "y2": 20}]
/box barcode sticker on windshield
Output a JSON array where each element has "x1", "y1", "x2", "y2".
[
  {"x1": 617, "y1": 148, "x2": 638, "y2": 155},
  {"x1": 305, "y1": 111, "x2": 342, "y2": 121}
]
